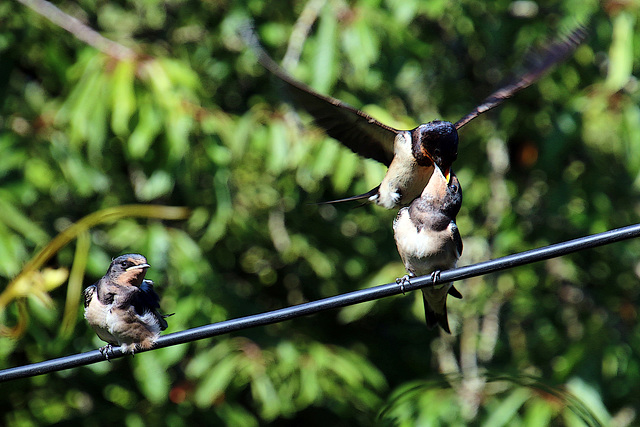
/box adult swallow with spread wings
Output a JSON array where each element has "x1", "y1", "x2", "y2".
[
  {"x1": 84, "y1": 254, "x2": 171, "y2": 357},
  {"x1": 393, "y1": 165, "x2": 463, "y2": 333},
  {"x1": 243, "y1": 26, "x2": 586, "y2": 208}
]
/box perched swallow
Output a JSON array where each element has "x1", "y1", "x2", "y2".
[
  {"x1": 393, "y1": 165, "x2": 463, "y2": 333},
  {"x1": 243, "y1": 25, "x2": 586, "y2": 208},
  {"x1": 84, "y1": 254, "x2": 170, "y2": 357}
]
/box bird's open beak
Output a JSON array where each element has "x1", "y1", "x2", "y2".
[
  {"x1": 443, "y1": 167, "x2": 451, "y2": 184},
  {"x1": 127, "y1": 263, "x2": 150, "y2": 271}
]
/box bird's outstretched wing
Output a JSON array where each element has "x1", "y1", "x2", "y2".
[
  {"x1": 454, "y1": 25, "x2": 588, "y2": 129},
  {"x1": 241, "y1": 25, "x2": 399, "y2": 166}
]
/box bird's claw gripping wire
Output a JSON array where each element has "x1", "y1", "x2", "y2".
[
  {"x1": 430, "y1": 270, "x2": 442, "y2": 286},
  {"x1": 99, "y1": 344, "x2": 114, "y2": 361},
  {"x1": 396, "y1": 275, "x2": 412, "y2": 294}
]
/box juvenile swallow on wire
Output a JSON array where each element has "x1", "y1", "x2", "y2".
[
  {"x1": 84, "y1": 254, "x2": 171, "y2": 358},
  {"x1": 242, "y1": 25, "x2": 586, "y2": 209},
  {"x1": 393, "y1": 165, "x2": 463, "y2": 333}
]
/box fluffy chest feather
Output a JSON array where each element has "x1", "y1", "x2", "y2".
[
  {"x1": 84, "y1": 293, "x2": 109, "y2": 329},
  {"x1": 393, "y1": 208, "x2": 459, "y2": 275},
  {"x1": 375, "y1": 133, "x2": 434, "y2": 208},
  {"x1": 84, "y1": 289, "x2": 119, "y2": 344}
]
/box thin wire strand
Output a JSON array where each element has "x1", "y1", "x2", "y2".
[{"x1": 2, "y1": 223, "x2": 639, "y2": 383}]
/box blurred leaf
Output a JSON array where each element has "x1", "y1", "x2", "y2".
[
  {"x1": 194, "y1": 353, "x2": 239, "y2": 407},
  {"x1": 133, "y1": 352, "x2": 170, "y2": 404},
  {"x1": 310, "y1": 139, "x2": 339, "y2": 179},
  {"x1": 330, "y1": 149, "x2": 359, "y2": 192},
  {"x1": 311, "y1": 6, "x2": 338, "y2": 93},
  {"x1": 111, "y1": 59, "x2": 137, "y2": 136},
  {"x1": 565, "y1": 377, "x2": 610, "y2": 426},
  {"x1": 134, "y1": 170, "x2": 174, "y2": 201},
  {"x1": 250, "y1": 373, "x2": 280, "y2": 420},
  {"x1": 484, "y1": 387, "x2": 531, "y2": 427},
  {"x1": 523, "y1": 398, "x2": 555, "y2": 427},
  {"x1": 217, "y1": 403, "x2": 259, "y2": 427},
  {"x1": 128, "y1": 99, "x2": 162, "y2": 158},
  {"x1": 342, "y1": 18, "x2": 379, "y2": 74},
  {"x1": 266, "y1": 121, "x2": 290, "y2": 174},
  {"x1": 1, "y1": 268, "x2": 68, "y2": 307},
  {"x1": 604, "y1": 12, "x2": 635, "y2": 93},
  {"x1": 0, "y1": 195, "x2": 49, "y2": 246}
]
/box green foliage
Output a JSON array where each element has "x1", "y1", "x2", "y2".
[{"x1": 1, "y1": 0, "x2": 639, "y2": 425}]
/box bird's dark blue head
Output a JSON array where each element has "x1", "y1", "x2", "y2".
[
  {"x1": 411, "y1": 120, "x2": 459, "y2": 170},
  {"x1": 107, "y1": 254, "x2": 150, "y2": 287}
]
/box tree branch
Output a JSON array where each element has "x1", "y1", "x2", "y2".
[{"x1": 15, "y1": 0, "x2": 135, "y2": 60}]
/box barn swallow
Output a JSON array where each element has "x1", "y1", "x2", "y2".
[
  {"x1": 393, "y1": 165, "x2": 463, "y2": 333},
  {"x1": 84, "y1": 254, "x2": 170, "y2": 357},
  {"x1": 243, "y1": 25, "x2": 586, "y2": 208}
]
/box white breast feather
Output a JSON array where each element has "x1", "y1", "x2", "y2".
[{"x1": 394, "y1": 209, "x2": 459, "y2": 276}]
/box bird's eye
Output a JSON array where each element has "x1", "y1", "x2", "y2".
[
  {"x1": 120, "y1": 260, "x2": 129, "y2": 268},
  {"x1": 451, "y1": 184, "x2": 459, "y2": 193},
  {"x1": 434, "y1": 148, "x2": 441, "y2": 156}
]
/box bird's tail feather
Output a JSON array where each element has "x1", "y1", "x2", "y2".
[
  {"x1": 315, "y1": 186, "x2": 379, "y2": 205},
  {"x1": 157, "y1": 312, "x2": 174, "y2": 331},
  {"x1": 422, "y1": 286, "x2": 452, "y2": 334},
  {"x1": 448, "y1": 285, "x2": 463, "y2": 299}
]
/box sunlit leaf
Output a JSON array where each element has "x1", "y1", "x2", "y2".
[
  {"x1": 111, "y1": 59, "x2": 137, "y2": 136},
  {"x1": 605, "y1": 12, "x2": 635, "y2": 92},
  {"x1": 484, "y1": 387, "x2": 531, "y2": 427},
  {"x1": 128, "y1": 100, "x2": 162, "y2": 158},
  {"x1": 133, "y1": 352, "x2": 170, "y2": 404},
  {"x1": 311, "y1": 6, "x2": 338, "y2": 93}
]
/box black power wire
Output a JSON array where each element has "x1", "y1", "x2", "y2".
[{"x1": 1, "y1": 223, "x2": 639, "y2": 383}]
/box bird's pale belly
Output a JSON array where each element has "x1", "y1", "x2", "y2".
[
  {"x1": 395, "y1": 215, "x2": 457, "y2": 276},
  {"x1": 85, "y1": 297, "x2": 118, "y2": 344}
]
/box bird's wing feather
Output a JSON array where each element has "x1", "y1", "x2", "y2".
[
  {"x1": 137, "y1": 280, "x2": 161, "y2": 309},
  {"x1": 132, "y1": 280, "x2": 169, "y2": 330},
  {"x1": 451, "y1": 222, "x2": 463, "y2": 257},
  {"x1": 241, "y1": 26, "x2": 398, "y2": 166},
  {"x1": 454, "y1": 25, "x2": 587, "y2": 129},
  {"x1": 83, "y1": 284, "x2": 96, "y2": 308}
]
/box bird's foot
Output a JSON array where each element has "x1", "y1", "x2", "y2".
[
  {"x1": 120, "y1": 343, "x2": 139, "y2": 356},
  {"x1": 430, "y1": 270, "x2": 442, "y2": 285},
  {"x1": 99, "y1": 344, "x2": 114, "y2": 361},
  {"x1": 396, "y1": 275, "x2": 412, "y2": 294},
  {"x1": 390, "y1": 191, "x2": 402, "y2": 204}
]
